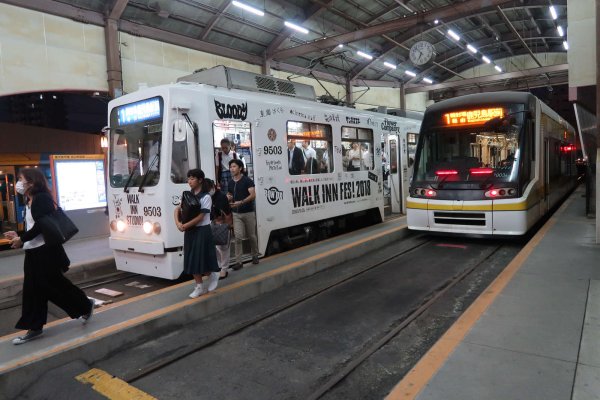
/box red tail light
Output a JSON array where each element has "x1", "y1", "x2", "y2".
[
  {"x1": 469, "y1": 168, "x2": 494, "y2": 175},
  {"x1": 435, "y1": 169, "x2": 458, "y2": 176},
  {"x1": 426, "y1": 189, "x2": 436, "y2": 197}
]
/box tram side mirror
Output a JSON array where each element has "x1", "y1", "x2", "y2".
[{"x1": 173, "y1": 119, "x2": 187, "y2": 142}]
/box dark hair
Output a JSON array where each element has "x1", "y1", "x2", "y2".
[
  {"x1": 205, "y1": 178, "x2": 215, "y2": 189},
  {"x1": 220, "y1": 138, "x2": 231, "y2": 145},
  {"x1": 186, "y1": 169, "x2": 210, "y2": 192},
  {"x1": 19, "y1": 168, "x2": 50, "y2": 196},
  {"x1": 229, "y1": 159, "x2": 244, "y2": 168}
]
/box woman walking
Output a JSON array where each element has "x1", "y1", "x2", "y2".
[
  {"x1": 4, "y1": 168, "x2": 93, "y2": 345},
  {"x1": 174, "y1": 169, "x2": 220, "y2": 298}
]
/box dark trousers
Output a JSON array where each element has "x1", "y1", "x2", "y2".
[{"x1": 16, "y1": 245, "x2": 89, "y2": 331}]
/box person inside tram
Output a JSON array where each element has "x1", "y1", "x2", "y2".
[
  {"x1": 347, "y1": 142, "x2": 361, "y2": 171},
  {"x1": 360, "y1": 143, "x2": 371, "y2": 170},
  {"x1": 288, "y1": 140, "x2": 304, "y2": 175},
  {"x1": 319, "y1": 141, "x2": 330, "y2": 173},
  {"x1": 215, "y1": 138, "x2": 240, "y2": 193},
  {"x1": 301, "y1": 140, "x2": 318, "y2": 174}
]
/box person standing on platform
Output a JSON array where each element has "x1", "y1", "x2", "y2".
[
  {"x1": 174, "y1": 169, "x2": 220, "y2": 298},
  {"x1": 4, "y1": 168, "x2": 94, "y2": 345},
  {"x1": 207, "y1": 179, "x2": 233, "y2": 280},
  {"x1": 226, "y1": 159, "x2": 259, "y2": 270},
  {"x1": 215, "y1": 138, "x2": 239, "y2": 193}
]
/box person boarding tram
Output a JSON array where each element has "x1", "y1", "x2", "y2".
[
  {"x1": 207, "y1": 179, "x2": 233, "y2": 280},
  {"x1": 215, "y1": 138, "x2": 240, "y2": 193}
]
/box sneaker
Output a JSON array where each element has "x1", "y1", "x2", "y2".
[
  {"x1": 232, "y1": 263, "x2": 244, "y2": 271},
  {"x1": 252, "y1": 256, "x2": 259, "y2": 264},
  {"x1": 81, "y1": 298, "x2": 95, "y2": 324},
  {"x1": 189, "y1": 284, "x2": 206, "y2": 298},
  {"x1": 12, "y1": 330, "x2": 43, "y2": 345}
]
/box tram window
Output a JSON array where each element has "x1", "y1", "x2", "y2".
[
  {"x1": 171, "y1": 119, "x2": 194, "y2": 184},
  {"x1": 287, "y1": 121, "x2": 333, "y2": 175},
  {"x1": 341, "y1": 127, "x2": 374, "y2": 171}
]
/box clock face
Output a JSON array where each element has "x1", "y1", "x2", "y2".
[{"x1": 409, "y1": 41, "x2": 435, "y2": 66}]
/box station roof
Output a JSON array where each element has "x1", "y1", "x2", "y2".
[{"x1": 8, "y1": 0, "x2": 568, "y2": 97}]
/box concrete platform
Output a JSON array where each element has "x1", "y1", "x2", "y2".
[
  {"x1": 388, "y1": 186, "x2": 600, "y2": 400},
  {"x1": 0, "y1": 216, "x2": 409, "y2": 400}
]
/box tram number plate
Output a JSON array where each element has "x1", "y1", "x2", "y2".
[
  {"x1": 143, "y1": 206, "x2": 162, "y2": 217},
  {"x1": 263, "y1": 145, "x2": 282, "y2": 155}
]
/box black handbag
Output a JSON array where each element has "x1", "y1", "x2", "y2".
[
  {"x1": 38, "y1": 207, "x2": 79, "y2": 246},
  {"x1": 181, "y1": 191, "x2": 202, "y2": 223},
  {"x1": 211, "y1": 221, "x2": 230, "y2": 245}
]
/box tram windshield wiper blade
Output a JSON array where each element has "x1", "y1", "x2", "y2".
[
  {"x1": 137, "y1": 154, "x2": 159, "y2": 192},
  {"x1": 123, "y1": 155, "x2": 143, "y2": 193}
]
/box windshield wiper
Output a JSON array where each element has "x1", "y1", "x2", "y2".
[
  {"x1": 123, "y1": 155, "x2": 143, "y2": 193},
  {"x1": 433, "y1": 174, "x2": 452, "y2": 190},
  {"x1": 137, "y1": 153, "x2": 159, "y2": 193}
]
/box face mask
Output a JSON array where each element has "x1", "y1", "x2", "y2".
[
  {"x1": 15, "y1": 180, "x2": 27, "y2": 195},
  {"x1": 209, "y1": 189, "x2": 216, "y2": 196}
]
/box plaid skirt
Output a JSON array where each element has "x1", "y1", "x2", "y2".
[{"x1": 183, "y1": 225, "x2": 219, "y2": 275}]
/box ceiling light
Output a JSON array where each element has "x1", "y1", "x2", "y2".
[
  {"x1": 405, "y1": 70, "x2": 417, "y2": 77},
  {"x1": 423, "y1": 78, "x2": 433, "y2": 84},
  {"x1": 563, "y1": 40, "x2": 569, "y2": 50},
  {"x1": 447, "y1": 29, "x2": 460, "y2": 41},
  {"x1": 557, "y1": 26, "x2": 564, "y2": 37},
  {"x1": 494, "y1": 65, "x2": 502, "y2": 72},
  {"x1": 284, "y1": 21, "x2": 309, "y2": 34},
  {"x1": 434, "y1": 19, "x2": 439, "y2": 24},
  {"x1": 467, "y1": 44, "x2": 477, "y2": 54},
  {"x1": 338, "y1": 44, "x2": 344, "y2": 48},
  {"x1": 232, "y1": 1, "x2": 264, "y2": 16},
  {"x1": 482, "y1": 56, "x2": 491, "y2": 64},
  {"x1": 357, "y1": 51, "x2": 373, "y2": 60},
  {"x1": 550, "y1": 6, "x2": 558, "y2": 20},
  {"x1": 384, "y1": 62, "x2": 397, "y2": 69}
]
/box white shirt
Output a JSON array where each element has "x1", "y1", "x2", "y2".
[
  {"x1": 215, "y1": 150, "x2": 239, "y2": 172},
  {"x1": 348, "y1": 148, "x2": 361, "y2": 168},
  {"x1": 302, "y1": 146, "x2": 316, "y2": 161},
  {"x1": 23, "y1": 205, "x2": 45, "y2": 250},
  {"x1": 195, "y1": 194, "x2": 212, "y2": 227}
]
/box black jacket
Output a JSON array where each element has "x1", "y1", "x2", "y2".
[
  {"x1": 288, "y1": 146, "x2": 305, "y2": 175},
  {"x1": 21, "y1": 192, "x2": 55, "y2": 243}
]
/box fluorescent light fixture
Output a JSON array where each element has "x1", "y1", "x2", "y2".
[
  {"x1": 563, "y1": 40, "x2": 569, "y2": 50},
  {"x1": 384, "y1": 62, "x2": 397, "y2": 69},
  {"x1": 494, "y1": 65, "x2": 502, "y2": 72},
  {"x1": 467, "y1": 44, "x2": 477, "y2": 54},
  {"x1": 447, "y1": 29, "x2": 460, "y2": 41},
  {"x1": 338, "y1": 44, "x2": 344, "y2": 48},
  {"x1": 434, "y1": 19, "x2": 439, "y2": 24},
  {"x1": 232, "y1": 1, "x2": 264, "y2": 16},
  {"x1": 557, "y1": 26, "x2": 564, "y2": 37},
  {"x1": 482, "y1": 56, "x2": 491, "y2": 64},
  {"x1": 405, "y1": 70, "x2": 417, "y2": 77},
  {"x1": 423, "y1": 78, "x2": 433, "y2": 84},
  {"x1": 284, "y1": 21, "x2": 309, "y2": 34},
  {"x1": 357, "y1": 51, "x2": 373, "y2": 60},
  {"x1": 549, "y1": 6, "x2": 558, "y2": 20}
]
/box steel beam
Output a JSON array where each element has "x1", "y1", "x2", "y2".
[
  {"x1": 198, "y1": 0, "x2": 231, "y2": 41},
  {"x1": 406, "y1": 63, "x2": 567, "y2": 93},
  {"x1": 104, "y1": 18, "x2": 123, "y2": 98},
  {"x1": 434, "y1": 74, "x2": 567, "y2": 97},
  {"x1": 109, "y1": 0, "x2": 129, "y2": 20}
]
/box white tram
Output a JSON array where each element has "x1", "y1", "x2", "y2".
[
  {"x1": 407, "y1": 92, "x2": 579, "y2": 236},
  {"x1": 105, "y1": 66, "x2": 421, "y2": 278}
]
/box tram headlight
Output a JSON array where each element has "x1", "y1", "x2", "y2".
[
  {"x1": 485, "y1": 188, "x2": 517, "y2": 198},
  {"x1": 143, "y1": 221, "x2": 154, "y2": 234},
  {"x1": 110, "y1": 220, "x2": 117, "y2": 231},
  {"x1": 116, "y1": 220, "x2": 127, "y2": 232},
  {"x1": 412, "y1": 188, "x2": 436, "y2": 198},
  {"x1": 153, "y1": 222, "x2": 161, "y2": 234}
]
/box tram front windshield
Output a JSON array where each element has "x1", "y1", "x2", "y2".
[
  {"x1": 414, "y1": 104, "x2": 526, "y2": 185},
  {"x1": 108, "y1": 97, "x2": 164, "y2": 189}
]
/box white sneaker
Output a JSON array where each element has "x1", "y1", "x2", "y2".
[
  {"x1": 206, "y1": 272, "x2": 219, "y2": 292},
  {"x1": 189, "y1": 284, "x2": 206, "y2": 298}
]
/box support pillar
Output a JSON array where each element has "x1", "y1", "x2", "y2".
[
  {"x1": 346, "y1": 78, "x2": 353, "y2": 107},
  {"x1": 399, "y1": 83, "x2": 406, "y2": 111},
  {"x1": 262, "y1": 56, "x2": 271, "y2": 75},
  {"x1": 104, "y1": 18, "x2": 123, "y2": 99}
]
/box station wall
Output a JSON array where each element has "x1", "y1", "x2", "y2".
[{"x1": 0, "y1": 3, "x2": 428, "y2": 112}]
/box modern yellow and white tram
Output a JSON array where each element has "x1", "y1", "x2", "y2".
[
  {"x1": 105, "y1": 66, "x2": 421, "y2": 279},
  {"x1": 407, "y1": 92, "x2": 578, "y2": 236}
]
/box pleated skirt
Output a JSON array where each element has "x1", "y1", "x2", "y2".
[{"x1": 183, "y1": 225, "x2": 220, "y2": 275}]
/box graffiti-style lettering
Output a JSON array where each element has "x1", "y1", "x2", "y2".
[{"x1": 214, "y1": 100, "x2": 248, "y2": 120}]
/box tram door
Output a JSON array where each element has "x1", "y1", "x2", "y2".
[
  {"x1": 387, "y1": 135, "x2": 402, "y2": 214},
  {"x1": 212, "y1": 120, "x2": 254, "y2": 182}
]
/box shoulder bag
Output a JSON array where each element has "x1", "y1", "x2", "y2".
[
  {"x1": 37, "y1": 206, "x2": 79, "y2": 246},
  {"x1": 211, "y1": 208, "x2": 230, "y2": 246},
  {"x1": 180, "y1": 191, "x2": 202, "y2": 223}
]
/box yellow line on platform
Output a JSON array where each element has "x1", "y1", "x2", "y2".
[
  {"x1": 76, "y1": 368, "x2": 156, "y2": 400},
  {"x1": 385, "y1": 198, "x2": 573, "y2": 400}
]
